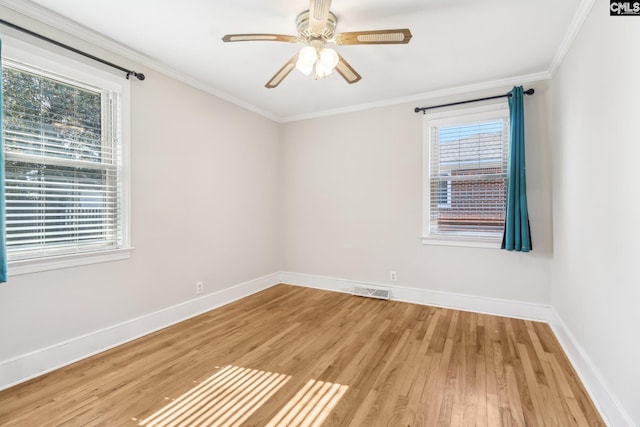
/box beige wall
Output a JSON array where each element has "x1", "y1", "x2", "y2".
[
  {"x1": 550, "y1": 1, "x2": 640, "y2": 424},
  {"x1": 0, "y1": 8, "x2": 281, "y2": 361},
  {"x1": 7, "y1": 5, "x2": 639, "y2": 423},
  {"x1": 281, "y1": 83, "x2": 553, "y2": 303}
]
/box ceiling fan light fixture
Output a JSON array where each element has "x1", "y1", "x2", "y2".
[
  {"x1": 318, "y1": 47, "x2": 339, "y2": 69},
  {"x1": 298, "y1": 46, "x2": 318, "y2": 65},
  {"x1": 296, "y1": 60, "x2": 315, "y2": 76},
  {"x1": 295, "y1": 45, "x2": 339, "y2": 79},
  {"x1": 295, "y1": 45, "x2": 319, "y2": 75},
  {"x1": 315, "y1": 61, "x2": 333, "y2": 79},
  {"x1": 223, "y1": 0, "x2": 411, "y2": 88}
]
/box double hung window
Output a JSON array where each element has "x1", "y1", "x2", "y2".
[
  {"x1": 422, "y1": 104, "x2": 509, "y2": 247},
  {"x1": 1, "y1": 36, "x2": 131, "y2": 273}
]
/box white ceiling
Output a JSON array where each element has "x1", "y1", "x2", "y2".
[{"x1": 21, "y1": 0, "x2": 585, "y2": 122}]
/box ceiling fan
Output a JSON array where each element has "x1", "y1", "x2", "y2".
[{"x1": 222, "y1": 0, "x2": 412, "y2": 88}]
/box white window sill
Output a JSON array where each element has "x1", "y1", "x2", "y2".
[
  {"x1": 421, "y1": 237, "x2": 501, "y2": 249},
  {"x1": 8, "y1": 248, "x2": 134, "y2": 276}
]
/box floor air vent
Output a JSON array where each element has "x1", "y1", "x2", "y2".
[{"x1": 352, "y1": 285, "x2": 391, "y2": 300}]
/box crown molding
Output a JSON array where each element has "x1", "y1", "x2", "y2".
[
  {"x1": 0, "y1": 0, "x2": 158, "y2": 69},
  {"x1": 547, "y1": 0, "x2": 597, "y2": 76},
  {"x1": 0, "y1": 0, "x2": 280, "y2": 122},
  {"x1": 0, "y1": 0, "x2": 590, "y2": 124},
  {"x1": 281, "y1": 71, "x2": 552, "y2": 123}
]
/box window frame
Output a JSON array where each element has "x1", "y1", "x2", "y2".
[
  {"x1": 421, "y1": 103, "x2": 509, "y2": 249},
  {"x1": 1, "y1": 34, "x2": 132, "y2": 275}
]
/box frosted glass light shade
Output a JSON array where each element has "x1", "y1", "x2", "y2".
[
  {"x1": 318, "y1": 48, "x2": 339, "y2": 69},
  {"x1": 295, "y1": 60, "x2": 314, "y2": 75},
  {"x1": 295, "y1": 45, "x2": 340, "y2": 79},
  {"x1": 296, "y1": 46, "x2": 319, "y2": 75},
  {"x1": 298, "y1": 46, "x2": 318, "y2": 65}
]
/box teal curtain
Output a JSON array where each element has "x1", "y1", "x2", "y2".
[
  {"x1": 0, "y1": 38, "x2": 7, "y2": 281},
  {"x1": 502, "y1": 86, "x2": 532, "y2": 252}
]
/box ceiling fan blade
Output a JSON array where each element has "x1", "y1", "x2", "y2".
[
  {"x1": 309, "y1": 0, "x2": 333, "y2": 34},
  {"x1": 335, "y1": 29, "x2": 412, "y2": 45},
  {"x1": 222, "y1": 34, "x2": 298, "y2": 43},
  {"x1": 335, "y1": 54, "x2": 362, "y2": 84},
  {"x1": 265, "y1": 54, "x2": 298, "y2": 89}
]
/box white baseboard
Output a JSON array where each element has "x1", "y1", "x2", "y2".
[
  {"x1": 278, "y1": 271, "x2": 551, "y2": 322},
  {"x1": 550, "y1": 310, "x2": 635, "y2": 427},
  {"x1": 0, "y1": 272, "x2": 280, "y2": 391},
  {"x1": 280, "y1": 272, "x2": 637, "y2": 425},
  {"x1": 4, "y1": 271, "x2": 629, "y2": 427}
]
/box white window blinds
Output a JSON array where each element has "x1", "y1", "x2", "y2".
[
  {"x1": 3, "y1": 62, "x2": 123, "y2": 260},
  {"x1": 424, "y1": 105, "x2": 509, "y2": 244}
]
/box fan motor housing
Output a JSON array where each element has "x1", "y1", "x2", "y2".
[{"x1": 297, "y1": 10, "x2": 338, "y2": 41}]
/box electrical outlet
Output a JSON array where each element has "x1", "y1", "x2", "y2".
[
  {"x1": 390, "y1": 271, "x2": 397, "y2": 282},
  {"x1": 196, "y1": 281, "x2": 204, "y2": 294}
]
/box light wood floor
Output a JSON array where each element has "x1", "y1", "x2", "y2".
[{"x1": 0, "y1": 285, "x2": 604, "y2": 426}]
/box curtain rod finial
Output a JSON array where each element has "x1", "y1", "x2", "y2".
[{"x1": 127, "y1": 72, "x2": 145, "y2": 81}]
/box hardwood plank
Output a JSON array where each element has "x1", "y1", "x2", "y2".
[
  {"x1": 0, "y1": 285, "x2": 604, "y2": 426},
  {"x1": 474, "y1": 315, "x2": 489, "y2": 427}
]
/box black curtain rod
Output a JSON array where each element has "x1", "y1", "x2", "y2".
[
  {"x1": 414, "y1": 88, "x2": 534, "y2": 114},
  {"x1": 0, "y1": 19, "x2": 145, "y2": 81}
]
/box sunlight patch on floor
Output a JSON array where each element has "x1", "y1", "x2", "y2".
[
  {"x1": 266, "y1": 379, "x2": 349, "y2": 427},
  {"x1": 138, "y1": 365, "x2": 290, "y2": 426}
]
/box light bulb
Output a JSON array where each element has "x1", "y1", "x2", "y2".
[
  {"x1": 318, "y1": 48, "x2": 339, "y2": 70},
  {"x1": 298, "y1": 46, "x2": 318, "y2": 65}
]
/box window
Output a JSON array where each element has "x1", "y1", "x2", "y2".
[
  {"x1": 1, "y1": 35, "x2": 131, "y2": 273},
  {"x1": 422, "y1": 104, "x2": 509, "y2": 247}
]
